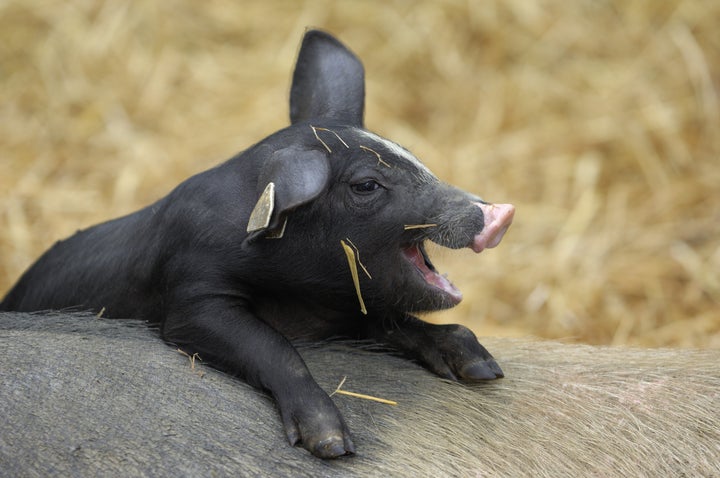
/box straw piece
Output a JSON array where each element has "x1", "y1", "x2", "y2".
[
  {"x1": 311, "y1": 126, "x2": 349, "y2": 153},
  {"x1": 404, "y1": 224, "x2": 438, "y2": 230},
  {"x1": 310, "y1": 125, "x2": 332, "y2": 153},
  {"x1": 177, "y1": 349, "x2": 205, "y2": 378},
  {"x1": 330, "y1": 375, "x2": 398, "y2": 406},
  {"x1": 359, "y1": 145, "x2": 391, "y2": 168},
  {"x1": 344, "y1": 238, "x2": 372, "y2": 279},
  {"x1": 341, "y1": 239, "x2": 367, "y2": 315}
]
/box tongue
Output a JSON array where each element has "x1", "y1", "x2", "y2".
[{"x1": 471, "y1": 203, "x2": 515, "y2": 253}]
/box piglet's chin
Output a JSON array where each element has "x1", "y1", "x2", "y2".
[{"x1": 471, "y1": 203, "x2": 515, "y2": 253}]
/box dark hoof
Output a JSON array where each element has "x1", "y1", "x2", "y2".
[
  {"x1": 310, "y1": 435, "x2": 356, "y2": 459},
  {"x1": 280, "y1": 390, "x2": 355, "y2": 459},
  {"x1": 460, "y1": 359, "x2": 504, "y2": 381}
]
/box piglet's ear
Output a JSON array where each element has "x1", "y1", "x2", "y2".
[
  {"x1": 247, "y1": 146, "x2": 330, "y2": 238},
  {"x1": 290, "y1": 30, "x2": 365, "y2": 127}
]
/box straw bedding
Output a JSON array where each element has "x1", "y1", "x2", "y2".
[{"x1": 1, "y1": 0, "x2": 718, "y2": 348}]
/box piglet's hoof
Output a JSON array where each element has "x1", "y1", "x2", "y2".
[
  {"x1": 415, "y1": 324, "x2": 504, "y2": 382},
  {"x1": 460, "y1": 358, "x2": 504, "y2": 381},
  {"x1": 308, "y1": 435, "x2": 356, "y2": 459},
  {"x1": 285, "y1": 416, "x2": 355, "y2": 459},
  {"x1": 280, "y1": 393, "x2": 355, "y2": 459}
]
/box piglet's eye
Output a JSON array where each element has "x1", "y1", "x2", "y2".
[{"x1": 351, "y1": 180, "x2": 382, "y2": 194}]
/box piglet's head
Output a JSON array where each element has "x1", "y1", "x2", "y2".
[{"x1": 244, "y1": 30, "x2": 514, "y2": 315}]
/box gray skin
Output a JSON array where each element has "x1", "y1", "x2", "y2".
[
  {"x1": 3, "y1": 312, "x2": 719, "y2": 477},
  {"x1": 0, "y1": 31, "x2": 515, "y2": 458}
]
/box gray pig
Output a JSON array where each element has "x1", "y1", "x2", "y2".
[
  {"x1": 2, "y1": 312, "x2": 718, "y2": 477},
  {"x1": 0, "y1": 30, "x2": 514, "y2": 458}
]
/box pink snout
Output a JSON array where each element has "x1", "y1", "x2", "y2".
[{"x1": 471, "y1": 203, "x2": 515, "y2": 253}]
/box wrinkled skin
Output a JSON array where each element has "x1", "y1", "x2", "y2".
[{"x1": 0, "y1": 30, "x2": 514, "y2": 458}]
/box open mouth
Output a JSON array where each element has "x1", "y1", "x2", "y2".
[
  {"x1": 401, "y1": 202, "x2": 515, "y2": 306},
  {"x1": 402, "y1": 243, "x2": 463, "y2": 304}
]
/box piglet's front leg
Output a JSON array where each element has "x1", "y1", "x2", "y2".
[
  {"x1": 162, "y1": 297, "x2": 354, "y2": 459},
  {"x1": 368, "y1": 315, "x2": 504, "y2": 381}
]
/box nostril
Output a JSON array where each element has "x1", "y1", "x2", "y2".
[{"x1": 471, "y1": 202, "x2": 515, "y2": 253}]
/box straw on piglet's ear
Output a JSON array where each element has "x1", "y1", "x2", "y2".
[{"x1": 247, "y1": 145, "x2": 330, "y2": 238}]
